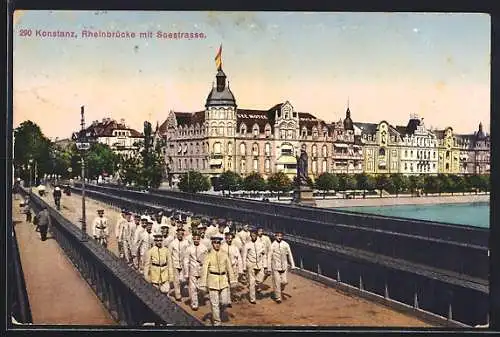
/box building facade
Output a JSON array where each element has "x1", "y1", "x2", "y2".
[{"x1": 159, "y1": 67, "x2": 364, "y2": 181}]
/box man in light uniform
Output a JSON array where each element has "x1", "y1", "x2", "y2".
[
  {"x1": 242, "y1": 228, "x2": 268, "y2": 304},
  {"x1": 267, "y1": 230, "x2": 296, "y2": 303},
  {"x1": 92, "y1": 209, "x2": 109, "y2": 248},
  {"x1": 161, "y1": 209, "x2": 171, "y2": 226},
  {"x1": 143, "y1": 229, "x2": 174, "y2": 294},
  {"x1": 131, "y1": 215, "x2": 147, "y2": 269},
  {"x1": 168, "y1": 227, "x2": 190, "y2": 301},
  {"x1": 115, "y1": 209, "x2": 129, "y2": 259},
  {"x1": 198, "y1": 224, "x2": 212, "y2": 251},
  {"x1": 152, "y1": 211, "x2": 162, "y2": 233},
  {"x1": 186, "y1": 232, "x2": 209, "y2": 310},
  {"x1": 137, "y1": 219, "x2": 155, "y2": 272},
  {"x1": 200, "y1": 234, "x2": 237, "y2": 326},
  {"x1": 160, "y1": 224, "x2": 174, "y2": 248},
  {"x1": 236, "y1": 223, "x2": 251, "y2": 250},
  {"x1": 221, "y1": 231, "x2": 244, "y2": 307},
  {"x1": 117, "y1": 210, "x2": 133, "y2": 263},
  {"x1": 205, "y1": 218, "x2": 218, "y2": 240}
]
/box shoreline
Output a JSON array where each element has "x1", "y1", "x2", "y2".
[{"x1": 314, "y1": 194, "x2": 490, "y2": 208}]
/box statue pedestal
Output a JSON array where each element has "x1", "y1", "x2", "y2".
[{"x1": 292, "y1": 185, "x2": 317, "y2": 207}]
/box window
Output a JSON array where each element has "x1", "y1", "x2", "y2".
[
  {"x1": 312, "y1": 160, "x2": 317, "y2": 173},
  {"x1": 322, "y1": 160, "x2": 327, "y2": 173},
  {"x1": 253, "y1": 125, "x2": 259, "y2": 137},
  {"x1": 265, "y1": 159, "x2": 271, "y2": 172},
  {"x1": 252, "y1": 143, "x2": 259, "y2": 156},
  {"x1": 213, "y1": 142, "x2": 222, "y2": 154},
  {"x1": 241, "y1": 159, "x2": 246, "y2": 173},
  {"x1": 312, "y1": 128, "x2": 318, "y2": 138},
  {"x1": 410, "y1": 150, "x2": 413, "y2": 157},
  {"x1": 302, "y1": 127, "x2": 307, "y2": 138},
  {"x1": 287, "y1": 130, "x2": 293, "y2": 139},
  {"x1": 379, "y1": 148, "x2": 385, "y2": 156},
  {"x1": 265, "y1": 125, "x2": 271, "y2": 137},
  {"x1": 253, "y1": 159, "x2": 258, "y2": 171},
  {"x1": 227, "y1": 125, "x2": 233, "y2": 136},
  {"x1": 265, "y1": 143, "x2": 271, "y2": 156},
  {"x1": 404, "y1": 163, "x2": 408, "y2": 170},
  {"x1": 196, "y1": 159, "x2": 199, "y2": 169},
  {"x1": 446, "y1": 151, "x2": 450, "y2": 159},
  {"x1": 184, "y1": 159, "x2": 187, "y2": 169},
  {"x1": 322, "y1": 145, "x2": 328, "y2": 157},
  {"x1": 240, "y1": 124, "x2": 247, "y2": 135},
  {"x1": 240, "y1": 143, "x2": 246, "y2": 156},
  {"x1": 178, "y1": 159, "x2": 182, "y2": 170},
  {"x1": 227, "y1": 142, "x2": 233, "y2": 155},
  {"x1": 227, "y1": 159, "x2": 232, "y2": 170},
  {"x1": 405, "y1": 150, "x2": 408, "y2": 157},
  {"x1": 312, "y1": 144, "x2": 317, "y2": 156},
  {"x1": 280, "y1": 129, "x2": 286, "y2": 139}
]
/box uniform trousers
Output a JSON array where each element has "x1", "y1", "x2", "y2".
[
  {"x1": 152, "y1": 281, "x2": 170, "y2": 294},
  {"x1": 272, "y1": 270, "x2": 288, "y2": 301},
  {"x1": 209, "y1": 288, "x2": 230, "y2": 326},
  {"x1": 188, "y1": 275, "x2": 201, "y2": 308},
  {"x1": 172, "y1": 268, "x2": 185, "y2": 300},
  {"x1": 117, "y1": 241, "x2": 125, "y2": 259},
  {"x1": 121, "y1": 241, "x2": 131, "y2": 263},
  {"x1": 247, "y1": 268, "x2": 265, "y2": 302}
]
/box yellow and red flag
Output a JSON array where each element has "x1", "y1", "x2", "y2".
[{"x1": 215, "y1": 44, "x2": 222, "y2": 70}]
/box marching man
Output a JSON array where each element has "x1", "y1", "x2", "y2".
[
  {"x1": 137, "y1": 219, "x2": 155, "y2": 273},
  {"x1": 92, "y1": 209, "x2": 109, "y2": 248},
  {"x1": 131, "y1": 215, "x2": 148, "y2": 270},
  {"x1": 168, "y1": 227, "x2": 190, "y2": 301},
  {"x1": 117, "y1": 210, "x2": 133, "y2": 263},
  {"x1": 186, "y1": 232, "x2": 209, "y2": 311},
  {"x1": 221, "y1": 231, "x2": 244, "y2": 307},
  {"x1": 242, "y1": 228, "x2": 268, "y2": 304},
  {"x1": 115, "y1": 209, "x2": 129, "y2": 259},
  {"x1": 267, "y1": 230, "x2": 296, "y2": 303},
  {"x1": 160, "y1": 224, "x2": 174, "y2": 248},
  {"x1": 199, "y1": 234, "x2": 237, "y2": 326},
  {"x1": 236, "y1": 223, "x2": 251, "y2": 252},
  {"x1": 143, "y1": 229, "x2": 174, "y2": 294}
]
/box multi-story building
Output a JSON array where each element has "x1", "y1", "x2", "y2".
[
  {"x1": 434, "y1": 127, "x2": 462, "y2": 174},
  {"x1": 83, "y1": 118, "x2": 143, "y2": 157},
  {"x1": 159, "y1": 66, "x2": 364, "y2": 182}
]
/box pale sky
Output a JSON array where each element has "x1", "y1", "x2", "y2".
[{"x1": 13, "y1": 11, "x2": 490, "y2": 139}]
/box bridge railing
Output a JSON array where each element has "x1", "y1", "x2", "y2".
[
  {"x1": 74, "y1": 184, "x2": 489, "y2": 281},
  {"x1": 18, "y1": 188, "x2": 202, "y2": 327},
  {"x1": 69, "y1": 186, "x2": 487, "y2": 327},
  {"x1": 9, "y1": 222, "x2": 33, "y2": 325}
]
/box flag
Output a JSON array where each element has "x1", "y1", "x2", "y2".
[{"x1": 215, "y1": 44, "x2": 222, "y2": 70}]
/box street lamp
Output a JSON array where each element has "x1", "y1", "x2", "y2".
[
  {"x1": 72, "y1": 105, "x2": 96, "y2": 241},
  {"x1": 28, "y1": 158, "x2": 34, "y2": 192}
]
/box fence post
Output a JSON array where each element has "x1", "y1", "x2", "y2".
[
  {"x1": 300, "y1": 257, "x2": 304, "y2": 269},
  {"x1": 448, "y1": 303, "x2": 453, "y2": 321},
  {"x1": 413, "y1": 292, "x2": 418, "y2": 309},
  {"x1": 317, "y1": 264, "x2": 321, "y2": 275},
  {"x1": 384, "y1": 282, "x2": 389, "y2": 299},
  {"x1": 359, "y1": 275, "x2": 363, "y2": 290},
  {"x1": 336, "y1": 269, "x2": 340, "y2": 282}
]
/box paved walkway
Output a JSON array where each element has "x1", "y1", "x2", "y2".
[
  {"x1": 42, "y1": 187, "x2": 432, "y2": 327},
  {"x1": 12, "y1": 195, "x2": 115, "y2": 325}
]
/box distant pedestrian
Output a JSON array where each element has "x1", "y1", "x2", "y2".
[
  {"x1": 267, "y1": 230, "x2": 296, "y2": 303},
  {"x1": 36, "y1": 207, "x2": 52, "y2": 241},
  {"x1": 23, "y1": 197, "x2": 32, "y2": 223}
]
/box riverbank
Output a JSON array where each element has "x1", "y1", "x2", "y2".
[{"x1": 314, "y1": 194, "x2": 489, "y2": 208}]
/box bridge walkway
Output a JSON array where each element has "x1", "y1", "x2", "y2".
[
  {"x1": 33, "y1": 187, "x2": 432, "y2": 326},
  {"x1": 12, "y1": 195, "x2": 115, "y2": 325}
]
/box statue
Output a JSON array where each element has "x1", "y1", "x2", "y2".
[{"x1": 296, "y1": 148, "x2": 309, "y2": 186}]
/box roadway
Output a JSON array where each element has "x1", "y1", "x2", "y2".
[{"x1": 36, "y1": 187, "x2": 432, "y2": 327}]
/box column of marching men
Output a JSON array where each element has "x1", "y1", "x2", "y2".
[{"x1": 91, "y1": 207, "x2": 296, "y2": 326}]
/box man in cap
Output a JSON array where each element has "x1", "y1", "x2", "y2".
[
  {"x1": 143, "y1": 228, "x2": 174, "y2": 293},
  {"x1": 198, "y1": 224, "x2": 212, "y2": 251},
  {"x1": 124, "y1": 213, "x2": 139, "y2": 266},
  {"x1": 115, "y1": 209, "x2": 129, "y2": 259},
  {"x1": 186, "y1": 231, "x2": 209, "y2": 310},
  {"x1": 160, "y1": 223, "x2": 174, "y2": 248},
  {"x1": 92, "y1": 209, "x2": 109, "y2": 248},
  {"x1": 236, "y1": 223, "x2": 251, "y2": 250},
  {"x1": 267, "y1": 230, "x2": 296, "y2": 303},
  {"x1": 153, "y1": 211, "x2": 163, "y2": 233},
  {"x1": 35, "y1": 206, "x2": 52, "y2": 241},
  {"x1": 216, "y1": 219, "x2": 228, "y2": 241},
  {"x1": 117, "y1": 210, "x2": 133, "y2": 263},
  {"x1": 257, "y1": 226, "x2": 272, "y2": 255},
  {"x1": 200, "y1": 234, "x2": 237, "y2": 326},
  {"x1": 204, "y1": 218, "x2": 218, "y2": 240},
  {"x1": 242, "y1": 227, "x2": 268, "y2": 304},
  {"x1": 135, "y1": 217, "x2": 154, "y2": 272},
  {"x1": 131, "y1": 214, "x2": 146, "y2": 269},
  {"x1": 168, "y1": 227, "x2": 190, "y2": 301},
  {"x1": 221, "y1": 231, "x2": 244, "y2": 306},
  {"x1": 161, "y1": 209, "x2": 171, "y2": 226},
  {"x1": 52, "y1": 186, "x2": 62, "y2": 210}
]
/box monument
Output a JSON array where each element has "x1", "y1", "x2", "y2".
[{"x1": 292, "y1": 146, "x2": 317, "y2": 207}]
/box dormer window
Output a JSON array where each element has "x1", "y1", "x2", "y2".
[
  {"x1": 252, "y1": 143, "x2": 259, "y2": 156},
  {"x1": 265, "y1": 124, "x2": 271, "y2": 137},
  {"x1": 301, "y1": 127, "x2": 307, "y2": 138},
  {"x1": 252, "y1": 124, "x2": 260, "y2": 137},
  {"x1": 312, "y1": 128, "x2": 318, "y2": 138},
  {"x1": 240, "y1": 124, "x2": 247, "y2": 135}
]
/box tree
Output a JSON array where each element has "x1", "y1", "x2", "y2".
[
  {"x1": 85, "y1": 143, "x2": 119, "y2": 180},
  {"x1": 408, "y1": 175, "x2": 424, "y2": 197},
  {"x1": 345, "y1": 175, "x2": 357, "y2": 193},
  {"x1": 267, "y1": 172, "x2": 292, "y2": 200},
  {"x1": 14, "y1": 121, "x2": 52, "y2": 185},
  {"x1": 315, "y1": 172, "x2": 338, "y2": 199},
  {"x1": 438, "y1": 174, "x2": 454, "y2": 195},
  {"x1": 178, "y1": 170, "x2": 211, "y2": 193},
  {"x1": 423, "y1": 175, "x2": 441, "y2": 195},
  {"x1": 242, "y1": 172, "x2": 267, "y2": 194},
  {"x1": 218, "y1": 171, "x2": 242, "y2": 196},
  {"x1": 390, "y1": 173, "x2": 407, "y2": 197},
  {"x1": 375, "y1": 174, "x2": 390, "y2": 197}
]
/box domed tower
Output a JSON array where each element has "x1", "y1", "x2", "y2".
[{"x1": 343, "y1": 98, "x2": 354, "y2": 131}]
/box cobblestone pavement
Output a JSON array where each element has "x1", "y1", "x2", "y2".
[
  {"x1": 39, "y1": 189, "x2": 431, "y2": 327},
  {"x1": 12, "y1": 195, "x2": 115, "y2": 325}
]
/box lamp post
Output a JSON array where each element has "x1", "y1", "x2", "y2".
[
  {"x1": 73, "y1": 105, "x2": 95, "y2": 241},
  {"x1": 28, "y1": 158, "x2": 34, "y2": 193}
]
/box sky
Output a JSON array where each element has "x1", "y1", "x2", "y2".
[{"x1": 13, "y1": 11, "x2": 490, "y2": 139}]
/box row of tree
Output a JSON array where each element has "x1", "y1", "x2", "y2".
[
  {"x1": 14, "y1": 120, "x2": 165, "y2": 188},
  {"x1": 176, "y1": 170, "x2": 490, "y2": 198}
]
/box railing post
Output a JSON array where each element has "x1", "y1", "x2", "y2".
[
  {"x1": 300, "y1": 257, "x2": 304, "y2": 269},
  {"x1": 448, "y1": 303, "x2": 453, "y2": 321},
  {"x1": 317, "y1": 264, "x2": 321, "y2": 275},
  {"x1": 413, "y1": 292, "x2": 419, "y2": 309},
  {"x1": 384, "y1": 281, "x2": 389, "y2": 299},
  {"x1": 336, "y1": 269, "x2": 340, "y2": 282},
  {"x1": 359, "y1": 275, "x2": 363, "y2": 290}
]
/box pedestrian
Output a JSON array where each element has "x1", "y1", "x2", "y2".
[
  {"x1": 186, "y1": 231, "x2": 209, "y2": 310},
  {"x1": 116, "y1": 209, "x2": 129, "y2": 259},
  {"x1": 236, "y1": 223, "x2": 251, "y2": 249},
  {"x1": 92, "y1": 209, "x2": 109, "y2": 248},
  {"x1": 138, "y1": 219, "x2": 155, "y2": 273},
  {"x1": 198, "y1": 224, "x2": 212, "y2": 251},
  {"x1": 220, "y1": 231, "x2": 244, "y2": 306},
  {"x1": 205, "y1": 218, "x2": 218, "y2": 239},
  {"x1": 267, "y1": 230, "x2": 296, "y2": 303},
  {"x1": 53, "y1": 186, "x2": 62, "y2": 210},
  {"x1": 143, "y1": 229, "x2": 174, "y2": 294},
  {"x1": 23, "y1": 197, "x2": 32, "y2": 223},
  {"x1": 168, "y1": 227, "x2": 190, "y2": 301},
  {"x1": 36, "y1": 206, "x2": 52, "y2": 241},
  {"x1": 160, "y1": 224, "x2": 174, "y2": 248},
  {"x1": 132, "y1": 216, "x2": 149, "y2": 270},
  {"x1": 242, "y1": 227, "x2": 268, "y2": 304},
  {"x1": 199, "y1": 234, "x2": 237, "y2": 326}
]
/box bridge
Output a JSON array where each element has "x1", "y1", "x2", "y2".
[{"x1": 9, "y1": 183, "x2": 488, "y2": 327}]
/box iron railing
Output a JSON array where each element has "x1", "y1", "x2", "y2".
[
  {"x1": 9, "y1": 224, "x2": 33, "y2": 325},
  {"x1": 18, "y1": 188, "x2": 202, "y2": 327},
  {"x1": 69, "y1": 186, "x2": 487, "y2": 327}
]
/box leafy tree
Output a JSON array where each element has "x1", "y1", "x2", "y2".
[
  {"x1": 315, "y1": 172, "x2": 338, "y2": 199},
  {"x1": 345, "y1": 175, "x2": 357, "y2": 192},
  {"x1": 423, "y1": 175, "x2": 441, "y2": 195},
  {"x1": 375, "y1": 174, "x2": 390, "y2": 197},
  {"x1": 218, "y1": 171, "x2": 242, "y2": 196},
  {"x1": 408, "y1": 175, "x2": 424, "y2": 197},
  {"x1": 267, "y1": 172, "x2": 292, "y2": 200},
  {"x1": 14, "y1": 121, "x2": 52, "y2": 185},
  {"x1": 119, "y1": 154, "x2": 142, "y2": 186},
  {"x1": 242, "y1": 172, "x2": 267, "y2": 193},
  {"x1": 85, "y1": 143, "x2": 119, "y2": 180},
  {"x1": 478, "y1": 174, "x2": 490, "y2": 193},
  {"x1": 390, "y1": 173, "x2": 407, "y2": 197},
  {"x1": 178, "y1": 170, "x2": 211, "y2": 193},
  {"x1": 438, "y1": 174, "x2": 454, "y2": 195},
  {"x1": 337, "y1": 173, "x2": 348, "y2": 192}
]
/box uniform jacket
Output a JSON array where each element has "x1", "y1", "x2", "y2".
[
  {"x1": 205, "y1": 225, "x2": 218, "y2": 239},
  {"x1": 242, "y1": 240, "x2": 268, "y2": 271},
  {"x1": 133, "y1": 226, "x2": 145, "y2": 254},
  {"x1": 168, "y1": 238, "x2": 190, "y2": 272},
  {"x1": 200, "y1": 249, "x2": 236, "y2": 290},
  {"x1": 187, "y1": 243, "x2": 209, "y2": 277},
  {"x1": 143, "y1": 245, "x2": 174, "y2": 284},
  {"x1": 258, "y1": 234, "x2": 272, "y2": 254},
  {"x1": 115, "y1": 216, "x2": 127, "y2": 240},
  {"x1": 162, "y1": 235, "x2": 174, "y2": 249},
  {"x1": 138, "y1": 230, "x2": 155, "y2": 259},
  {"x1": 221, "y1": 242, "x2": 244, "y2": 275},
  {"x1": 127, "y1": 221, "x2": 137, "y2": 245},
  {"x1": 268, "y1": 240, "x2": 296, "y2": 271},
  {"x1": 116, "y1": 218, "x2": 129, "y2": 242},
  {"x1": 237, "y1": 230, "x2": 251, "y2": 247},
  {"x1": 92, "y1": 217, "x2": 109, "y2": 238}
]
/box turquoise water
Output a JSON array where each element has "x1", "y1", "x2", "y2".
[{"x1": 335, "y1": 202, "x2": 490, "y2": 228}]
